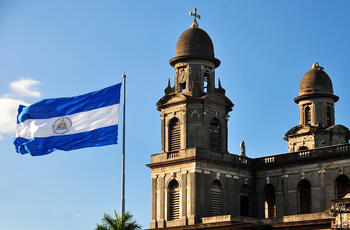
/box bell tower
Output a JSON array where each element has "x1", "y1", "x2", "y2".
[
  {"x1": 284, "y1": 63, "x2": 349, "y2": 152},
  {"x1": 148, "y1": 9, "x2": 233, "y2": 229}
]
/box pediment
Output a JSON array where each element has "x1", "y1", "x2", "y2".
[
  {"x1": 326, "y1": 124, "x2": 350, "y2": 135},
  {"x1": 284, "y1": 125, "x2": 314, "y2": 140},
  {"x1": 204, "y1": 93, "x2": 234, "y2": 110},
  {"x1": 157, "y1": 93, "x2": 187, "y2": 109}
]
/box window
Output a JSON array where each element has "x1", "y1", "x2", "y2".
[
  {"x1": 169, "y1": 118, "x2": 180, "y2": 151},
  {"x1": 210, "y1": 180, "x2": 222, "y2": 216},
  {"x1": 298, "y1": 179, "x2": 311, "y2": 214},
  {"x1": 299, "y1": 146, "x2": 308, "y2": 151},
  {"x1": 305, "y1": 106, "x2": 311, "y2": 125},
  {"x1": 203, "y1": 72, "x2": 209, "y2": 93},
  {"x1": 209, "y1": 118, "x2": 221, "y2": 152},
  {"x1": 240, "y1": 185, "x2": 250, "y2": 217},
  {"x1": 335, "y1": 175, "x2": 350, "y2": 198},
  {"x1": 168, "y1": 180, "x2": 180, "y2": 220},
  {"x1": 178, "y1": 67, "x2": 187, "y2": 93},
  {"x1": 264, "y1": 184, "x2": 276, "y2": 218},
  {"x1": 327, "y1": 106, "x2": 332, "y2": 126}
]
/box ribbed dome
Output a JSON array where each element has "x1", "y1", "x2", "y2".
[
  {"x1": 169, "y1": 27, "x2": 220, "y2": 67},
  {"x1": 295, "y1": 63, "x2": 338, "y2": 103}
]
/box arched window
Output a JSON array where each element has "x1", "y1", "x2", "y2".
[
  {"x1": 203, "y1": 72, "x2": 210, "y2": 93},
  {"x1": 168, "y1": 180, "x2": 180, "y2": 220},
  {"x1": 169, "y1": 118, "x2": 180, "y2": 151},
  {"x1": 264, "y1": 184, "x2": 276, "y2": 218},
  {"x1": 210, "y1": 180, "x2": 222, "y2": 216},
  {"x1": 335, "y1": 175, "x2": 350, "y2": 198},
  {"x1": 240, "y1": 185, "x2": 250, "y2": 217},
  {"x1": 299, "y1": 146, "x2": 308, "y2": 151},
  {"x1": 297, "y1": 179, "x2": 311, "y2": 214},
  {"x1": 305, "y1": 106, "x2": 311, "y2": 125},
  {"x1": 209, "y1": 118, "x2": 221, "y2": 152},
  {"x1": 327, "y1": 106, "x2": 332, "y2": 127}
]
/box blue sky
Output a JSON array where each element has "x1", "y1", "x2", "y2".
[{"x1": 0, "y1": 1, "x2": 349, "y2": 229}]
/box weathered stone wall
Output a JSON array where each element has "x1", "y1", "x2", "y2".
[{"x1": 254, "y1": 145, "x2": 350, "y2": 218}]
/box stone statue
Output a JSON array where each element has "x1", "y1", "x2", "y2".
[{"x1": 240, "y1": 140, "x2": 246, "y2": 156}]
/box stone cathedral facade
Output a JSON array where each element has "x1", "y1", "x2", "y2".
[{"x1": 147, "y1": 10, "x2": 350, "y2": 230}]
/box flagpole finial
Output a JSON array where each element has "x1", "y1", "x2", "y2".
[
  {"x1": 122, "y1": 73, "x2": 126, "y2": 79},
  {"x1": 189, "y1": 8, "x2": 200, "y2": 28}
]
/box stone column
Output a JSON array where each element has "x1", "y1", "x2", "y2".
[
  {"x1": 225, "y1": 174, "x2": 233, "y2": 215},
  {"x1": 181, "y1": 171, "x2": 187, "y2": 220},
  {"x1": 233, "y1": 176, "x2": 240, "y2": 216},
  {"x1": 188, "y1": 171, "x2": 197, "y2": 225},
  {"x1": 150, "y1": 176, "x2": 158, "y2": 229},
  {"x1": 319, "y1": 169, "x2": 326, "y2": 211},
  {"x1": 158, "y1": 175, "x2": 165, "y2": 228},
  {"x1": 282, "y1": 175, "x2": 289, "y2": 216},
  {"x1": 161, "y1": 114, "x2": 165, "y2": 152}
]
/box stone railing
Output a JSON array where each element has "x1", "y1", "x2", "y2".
[
  {"x1": 253, "y1": 143, "x2": 350, "y2": 168},
  {"x1": 149, "y1": 144, "x2": 350, "y2": 169}
]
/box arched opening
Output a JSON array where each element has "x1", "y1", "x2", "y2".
[
  {"x1": 210, "y1": 180, "x2": 222, "y2": 216},
  {"x1": 178, "y1": 67, "x2": 187, "y2": 93},
  {"x1": 335, "y1": 175, "x2": 350, "y2": 198},
  {"x1": 203, "y1": 71, "x2": 210, "y2": 94},
  {"x1": 209, "y1": 118, "x2": 221, "y2": 152},
  {"x1": 327, "y1": 106, "x2": 332, "y2": 127},
  {"x1": 299, "y1": 146, "x2": 308, "y2": 151},
  {"x1": 168, "y1": 180, "x2": 180, "y2": 220},
  {"x1": 169, "y1": 118, "x2": 180, "y2": 151},
  {"x1": 305, "y1": 106, "x2": 311, "y2": 125},
  {"x1": 264, "y1": 184, "x2": 276, "y2": 218},
  {"x1": 240, "y1": 185, "x2": 250, "y2": 217},
  {"x1": 297, "y1": 179, "x2": 311, "y2": 214}
]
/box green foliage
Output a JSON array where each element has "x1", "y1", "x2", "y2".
[{"x1": 95, "y1": 210, "x2": 141, "y2": 230}]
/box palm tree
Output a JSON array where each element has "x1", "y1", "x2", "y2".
[{"x1": 96, "y1": 210, "x2": 141, "y2": 230}]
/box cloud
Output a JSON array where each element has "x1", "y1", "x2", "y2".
[
  {"x1": 10, "y1": 78, "x2": 41, "y2": 98},
  {"x1": 0, "y1": 98, "x2": 28, "y2": 139},
  {"x1": 0, "y1": 78, "x2": 42, "y2": 140}
]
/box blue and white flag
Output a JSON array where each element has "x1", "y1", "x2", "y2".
[{"x1": 14, "y1": 83, "x2": 121, "y2": 156}]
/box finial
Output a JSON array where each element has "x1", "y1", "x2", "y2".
[
  {"x1": 165, "y1": 78, "x2": 173, "y2": 94},
  {"x1": 312, "y1": 62, "x2": 324, "y2": 70},
  {"x1": 189, "y1": 8, "x2": 200, "y2": 28},
  {"x1": 218, "y1": 78, "x2": 222, "y2": 88},
  {"x1": 240, "y1": 140, "x2": 246, "y2": 156}
]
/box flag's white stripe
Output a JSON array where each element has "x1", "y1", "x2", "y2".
[{"x1": 17, "y1": 104, "x2": 119, "y2": 139}]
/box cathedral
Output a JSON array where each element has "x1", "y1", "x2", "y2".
[{"x1": 147, "y1": 9, "x2": 350, "y2": 230}]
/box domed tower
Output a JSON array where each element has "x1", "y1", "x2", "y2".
[
  {"x1": 148, "y1": 9, "x2": 234, "y2": 229},
  {"x1": 157, "y1": 9, "x2": 233, "y2": 154},
  {"x1": 284, "y1": 63, "x2": 349, "y2": 152}
]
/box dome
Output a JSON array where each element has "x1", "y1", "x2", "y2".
[
  {"x1": 169, "y1": 27, "x2": 220, "y2": 67},
  {"x1": 295, "y1": 63, "x2": 338, "y2": 103}
]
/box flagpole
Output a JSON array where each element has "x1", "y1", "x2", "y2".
[{"x1": 121, "y1": 73, "x2": 126, "y2": 216}]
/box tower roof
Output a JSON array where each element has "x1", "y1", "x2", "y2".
[
  {"x1": 294, "y1": 63, "x2": 338, "y2": 103},
  {"x1": 169, "y1": 27, "x2": 220, "y2": 67}
]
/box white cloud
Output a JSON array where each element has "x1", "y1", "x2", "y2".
[
  {"x1": 0, "y1": 78, "x2": 42, "y2": 140},
  {"x1": 10, "y1": 78, "x2": 41, "y2": 98},
  {"x1": 0, "y1": 98, "x2": 28, "y2": 139}
]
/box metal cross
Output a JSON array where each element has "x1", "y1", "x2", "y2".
[{"x1": 189, "y1": 8, "x2": 200, "y2": 28}]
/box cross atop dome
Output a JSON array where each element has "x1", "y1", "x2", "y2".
[{"x1": 189, "y1": 8, "x2": 200, "y2": 28}]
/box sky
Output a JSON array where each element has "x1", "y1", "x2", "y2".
[{"x1": 0, "y1": 0, "x2": 349, "y2": 229}]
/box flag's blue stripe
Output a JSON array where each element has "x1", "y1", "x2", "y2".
[
  {"x1": 14, "y1": 125, "x2": 118, "y2": 156},
  {"x1": 17, "y1": 83, "x2": 121, "y2": 123}
]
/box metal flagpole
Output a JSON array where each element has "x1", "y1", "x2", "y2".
[{"x1": 121, "y1": 73, "x2": 126, "y2": 216}]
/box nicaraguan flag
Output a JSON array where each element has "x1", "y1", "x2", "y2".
[{"x1": 14, "y1": 83, "x2": 121, "y2": 156}]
